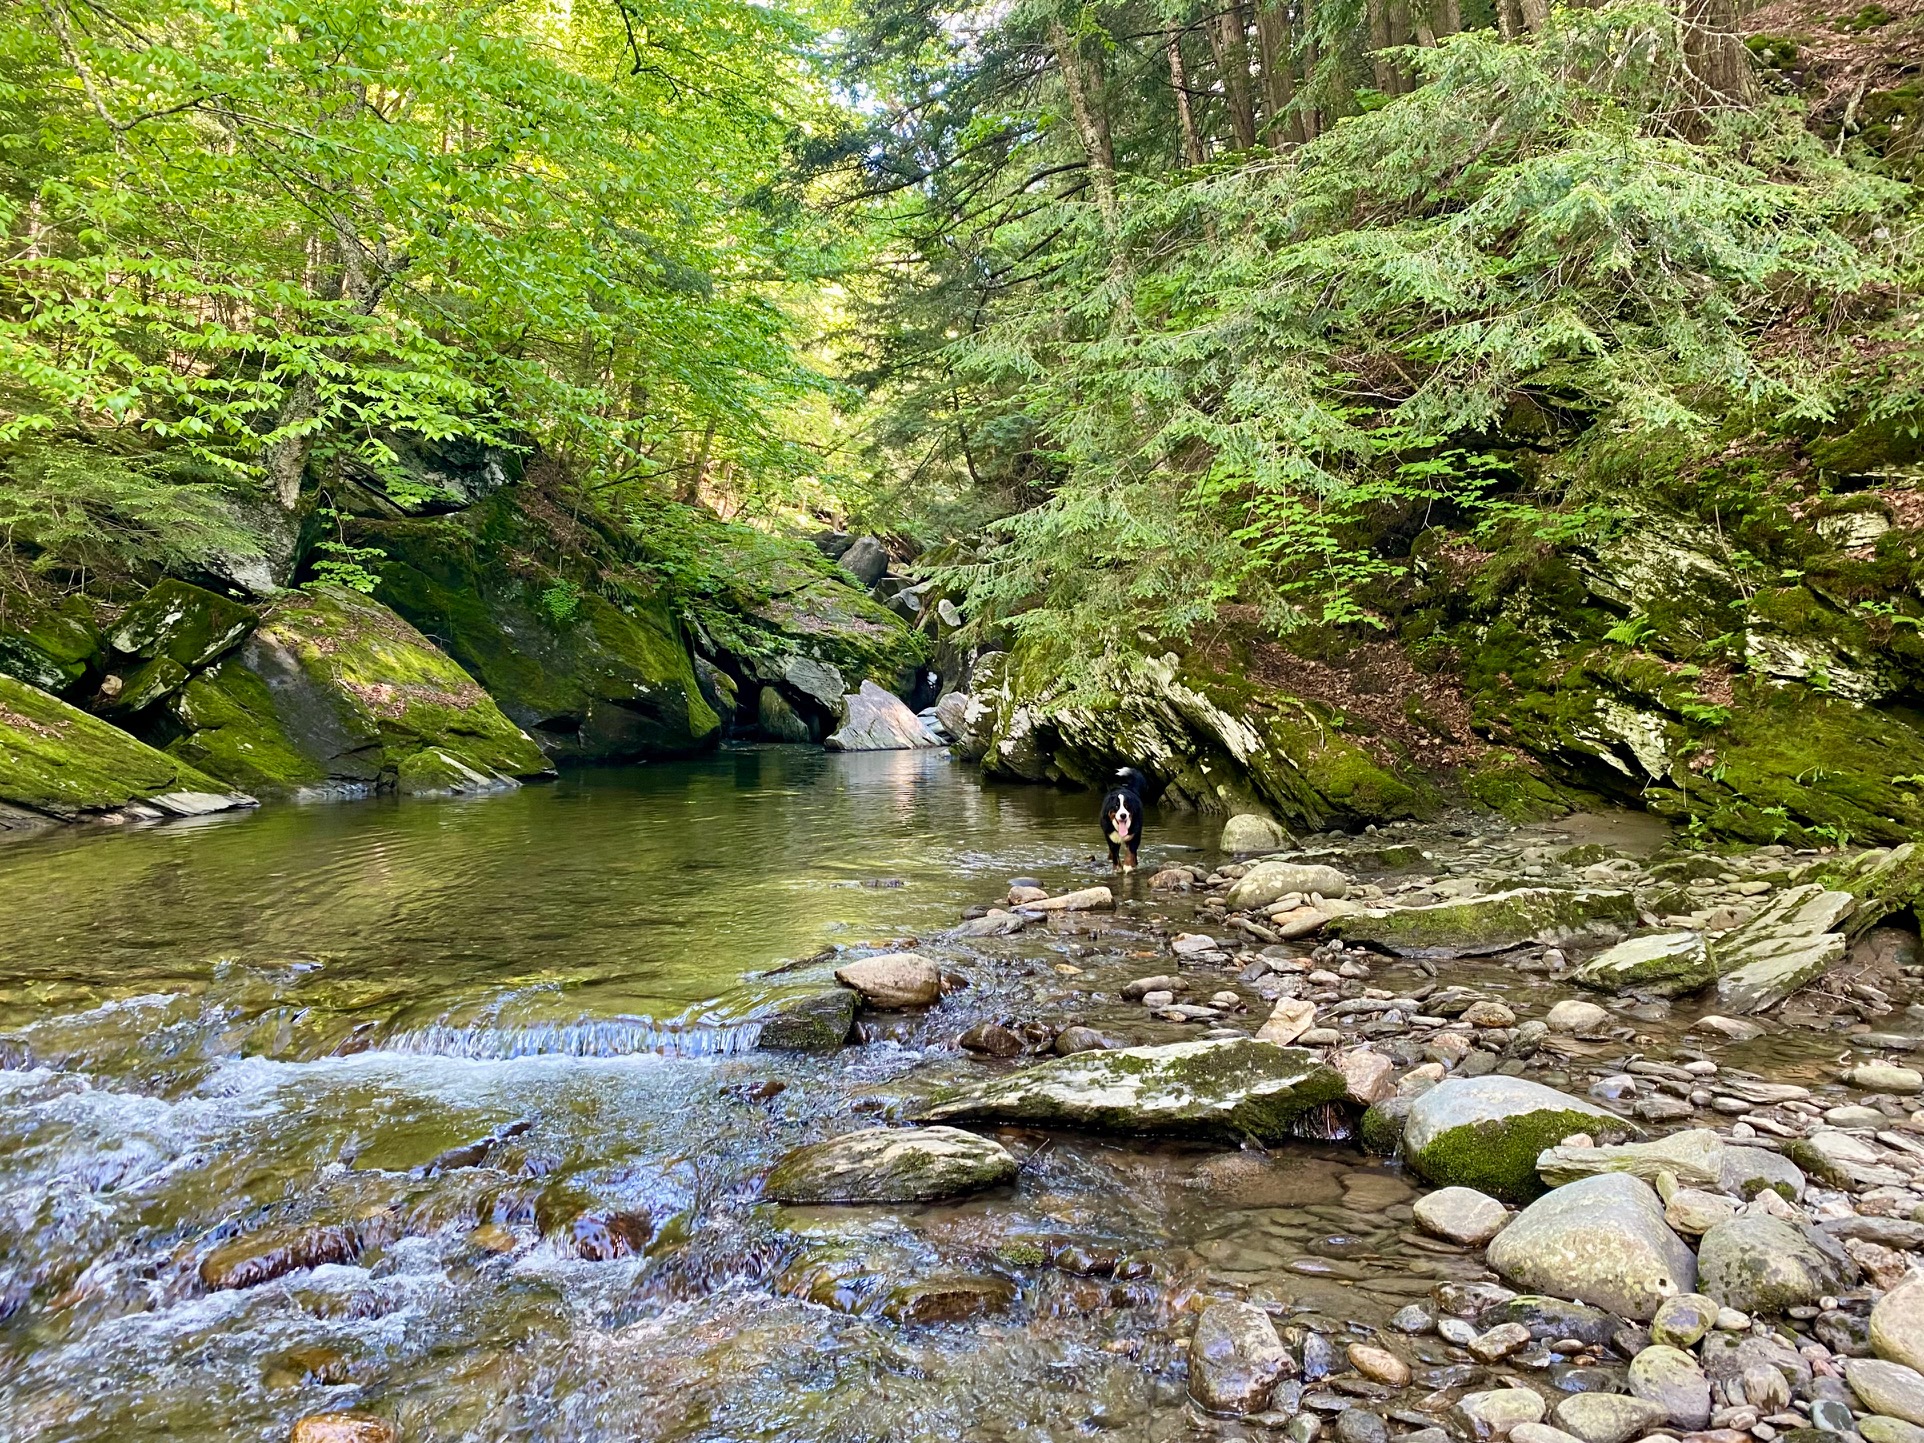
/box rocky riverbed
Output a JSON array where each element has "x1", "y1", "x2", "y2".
[{"x1": 8, "y1": 769, "x2": 1924, "y2": 1443}]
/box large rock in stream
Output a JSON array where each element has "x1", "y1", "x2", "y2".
[
  {"x1": 825, "y1": 680, "x2": 940, "y2": 751},
  {"x1": 1571, "y1": 931, "x2": 1713, "y2": 997},
  {"x1": 1712, "y1": 884, "x2": 1856, "y2": 1013},
  {"x1": 762, "y1": 1126, "x2": 1017, "y2": 1203},
  {"x1": 1403, "y1": 1076, "x2": 1635, "y2": 1202},
  {"x1": 0, "y1": 672, "x2": 256, "y2": 825},
  {"x1": 160, "y1": 584, "x2": 554, "y2": 795},
  {"x1": 1333, "y1": 887, "x2": 1635, "y2": 956},
  {"x1": 920, "y1": 1038, "x2": 1348, "y2": 1142},
  {"x1": 1485, "y1": 1172, "x2": 1697, "y2": 1320}
]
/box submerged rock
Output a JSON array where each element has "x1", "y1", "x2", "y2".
[
  {"x1": 1712, "y1": 884, "x2": 1857, "y2": 1013},
  {"x1": 1403, "y1": 1076, "x2": 1632, "y2": 1201},
  {"x1": 762, "y1": 1126, "x2": 1017, "y2": 1203},
  {"x1": 756, "y1": 989, "x2": 858, "y2": 1051},
  {"x1": 1571, "y1": 932, "x2": 1712, "y2": 998},
  {"x1": 1333, "y1": 888, "x2": 1634, "y2": 956},
  {"x1": 834, "y1": 953, "x2": 942, "y2": 1009},
  {"x1": 826, "y1": 680, "x2": 940, "y2": 751},
  {"x1": 1485, "y1": 1172, "x2": 1696, "y2": 1320},
  {"x1": 880, "y1": 1273, "x2": 1016, "y2": 1324},
  {"x1": 1190, "y1": 1300, "x2": 1291, "y2": 1414},
  {"x1": 200, "y1": 1224, "x2": 363, "y2": 1291},
  {"x1": 0, "y1": 673, "x2": 256, "y2": 823},
  {"x1": 289, "y1": 1414, "x2": 397, "y2": 1443},
  {"x1": 920, "y1": 1038, "x2": 1348, "y2": 1142}
]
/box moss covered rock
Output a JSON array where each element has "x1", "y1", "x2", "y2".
[
  {"x1": 0, "y1": 585, "x2": 101, "y2": 696},
  {"x1": 1571, "y1": 931, "x2": 1714, "y2": 997},
  {"x1": 362, "y1": 502, "x2": 718, "y2": 762},
  {"x1": 919, "y1": 1037, "x2": 1349, "y2": 1142},
  {"x1": 159, "y1": 584, "x2": 551, "y2": 795},
  {"x1": 1403, "y1": 1075, "x2": 1637, "y2": 1202},
  {"x1": 0, "y1": 672, "x2": 255, "y2": 822},
  {"x1": 101, "y1": 578, "x2": 258, "y2": 715},
  {"x1": 1333, "y1": 887, "x2": 1635, "y2": 957},
  {"x1": 761, "y1": 1126, "x2": 1017, "y2": 1203}
]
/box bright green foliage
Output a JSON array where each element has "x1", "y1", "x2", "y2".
[
  {"x1": 926, "y1": 9, "x2": 1917, "y2": 674},
  {"x1": 0, "y1": 0, "x2": 843, "y2": 573}
]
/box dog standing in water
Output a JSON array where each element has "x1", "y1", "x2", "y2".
[{"x1": 1099, "y1": 767, "x2": 1148, "y2": 872}]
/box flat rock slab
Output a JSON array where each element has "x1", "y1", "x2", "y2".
[
  {"x1": 762, "y1": 1126, "x2": 1017, "y2": 1203},
  {"x1": 1572, "y1": 932, "x2": 1712, "y2": 998},
  {"x1": 1485, "y1": 1172, "x2": 1696, "y2": 1321},
  {"x1": 920, "y1": 1037, "x2": 1347, "y2": 1143},
  {"x1": 1404, "y1": 1075, "x2": 1634, "y2": 1202},
  {"x1": 1712, "y1": 884, "x2": 1856, "y2": 1014},
  {"x1": 1536, "y1": 1128, "x2": 1726, "y2": 1191},
  {"x1": 1333, "y1": 888, "x2": 1634, "y2": 957}
]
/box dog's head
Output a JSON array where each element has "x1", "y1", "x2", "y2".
[{"x1": 1111, "y1": 767, "x2": 1148, "y2": 796}]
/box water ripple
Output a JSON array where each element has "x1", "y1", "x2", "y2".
[{"x1": 375, "y1": 1017, "x2": 764, "y2": 1060}]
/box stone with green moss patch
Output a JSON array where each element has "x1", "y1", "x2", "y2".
[
  {"x1": 1572, "y1": 931, "x2": 1712, "y2": 997},
  {"x1": 918, "y1": 1037, "x2": 1348, "y2": 1142},
  {"x1": 1403, "y1": 1075, "x2": 1637, "y2": 1202},
  {"x1": 0, "y1": 672, "x2": 255, "y2": 821},
  {"x1": 1711, "y1": 884, "x2": 1855, "y2": 1014},
  {"x1": 1333, "y1": 887, "x2": 1634, "y2": 957},
  {"x1": 0, "y1": 585, "x2": 101, "y2": 695}
]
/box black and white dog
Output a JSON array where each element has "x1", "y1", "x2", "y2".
[{"x1": 1099, "y1": 767, "x2": 1148, "y2": 873}]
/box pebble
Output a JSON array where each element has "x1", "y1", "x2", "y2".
[
  {"x1": 1335, "y1": 1410, "x2": 1390, "y2": 1443},
  {"x1": 1470, "y1": 1322, "x2": 1533, "y2": 1362},
  {"x1": 1455, "y1": 1387, "x2": 1547, "y2": 1439},
  {"x1": 289, "y1": 1417, "x2": 397, "y2": 1443},
  {"x1": 1347, "y1": 1344, "x2": 1412, "y2": 1386}
]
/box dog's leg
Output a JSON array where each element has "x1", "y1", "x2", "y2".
[{"x1": 1121, "y1": 842, "x2": 1138, "y2": 873}]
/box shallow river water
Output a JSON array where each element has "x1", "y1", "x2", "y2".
[{"x1": 0, "y1": 748, "x2": 1856, "y2": 1443}]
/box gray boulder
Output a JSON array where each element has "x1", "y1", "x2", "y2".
[
  {"x1": 837, "y1": 536, "x2": 890, "y2": 587},
  {"x1": 1485, "y1": 1172, "x2": 1696, "y2": 1321},
  {"x1": 1628, "y1": 1344, "x2": 1712, "y2": 1429},
  {"x1": 762, "y1": 1126, "x2": 1016, "y2": 1203},
  {"x1": 1190, "y1": 1301, "x2": 1290, "y2": 1414},
  {"x1": 920, "y1": 1037, "x2": 1348, "y2": 1143},
  {"x1": 1852, "y1": 1360, "x2": 1924, "y2": 1429},
  {"x1": 1696, "y1": 1214, "x2": 1854, "y2": 1315},
  {"x1": 1571, "y1": 932, "x2": 1712, "y2": 997},
  {"x1": 1873, "y1": 1273, "x2": 1924, "y2": 1373},
  {"x1": 834, "y1": 953, "x2": 942, "y2": 1009},
  {"x1": 1225, "y1": 860, "x2": 1350, "y2": 909},
  {"x1": 1404, "y1": 1075, "x2": 1633, "y2": 1202},
  {"x1": 1333, "y1": 888, "x2": 1635, "y2": 956},
  {"x1": 826, "y1": 680, "x2": 941, "y2": 751},
  {"x1": 758, "y1": 685, "x2": 813, "y2": 743},
  {"x1": 1552, "y1": 1394, "x2": 1669, "y2": 1443},
  {"x1": 1221, "y1": 813, "x2": 1291, "y2": 854}
]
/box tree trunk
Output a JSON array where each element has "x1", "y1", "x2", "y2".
[
  {"x1": 1205, "y1": 3, "x2": 1260, "y2": 150},
  {"x1": 1254, "y1": 1, "x2": 1301, "y2": 147},
  {"x1": 1517, "y1": 0, "x2": 1550, "y2": 31},
  {"x1": 1048, "y1": 19, "x2": 1119, "y2": 227},
  {"x1": 1367, "y1": 0, "x2": 1399, "y2": 93},
  {"x1": 1681, "y1": 0, "x2": 1752, "y2": 121},
  {"x1": 1165, "y1": 19, "x2": 1207, "y2": 165}
]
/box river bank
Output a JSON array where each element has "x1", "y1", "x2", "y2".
[{"x1": 3, "y1": 753, "x2": 1923, "y2": 1443}]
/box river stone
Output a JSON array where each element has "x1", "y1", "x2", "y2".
[
  {"x1": 1333, "y1": 888, "x2": 1635, "y2": 957},
  {"x1": 1257, "y1": 997, "x2": 1319, "y2": 1045},
  {"x1": 1712, "y1": 885, "x2": 1856, "y2": 1014},
  {"x1": 1485, "y1": 1172, "x2": 1696, "y2": 1321},
  {"x1": 756, "y1": 989, "x2": 858, "y2": 1051},
  {"x1": 289, "y1": 1415, "x2": 397, "y2": 1443},
  {"x1": 1571, "y1": 932, "x2": 1713, "y2": 998},
  {"x1": 1024, "y1": 886, "x2": 1114, "y2": 913},
  {"x1": 881, "y1": 1273, "x2": 1016, "y2": 1324},
  {"x1": 762, "y1": 1126, "x2": 1016, "y2": 1203},
  {"x1": 1723, "y1": 1145, "x2": 1805, "y2": 1200},
  {"x1": 758, "y1": 685, "x2": 814, "y2": 742},
  {"x1": 1223, "y1": 814, "x2": 1291, "y2": 853},
  {"x1": 1335, "y1": 1046, "x2": 1396, "y2": 1105},
  {"x1": 1226, "y1": 861, "x2": 1351, "y2": 909},
  {"x1": 1545, "y1": 999, "x2": 1610, "y2": 1034},
  {"x1": 1629, "y1": 1345, "x2": 1712, "y2": 1429},
  {"x1": 1696, "y1": 1215, "x2": 1852, "y2": 1315},
  {"x1": 1498, "y1": 1296, "x2": 1619, "y2": 1346},
  {"x1": 834, "y1": 953, "x2": 941, "y2": 1008},
  {"x1": 1511, "y1": 1427, "x2": 1585, "y2": 1443},
  {"x1": 1348, "y1": 1344, "x2": 1411, "y2": 1386},
  {"x1": 826, "y1": 680, "x2": 941, "y2": 752},
  {"x1": 1552, "y1": 1393, "x2": 1670, "y2": 1443},
  {"x1": 1872, "y1": 1273, "x2": 1924, "y2": 1372},
  {"x1": 919, "y1": 1038, "x2": 1348, "y2": 1143},
  {"x1": 1190, "y1": 1300, "x2": 1290, "y2": 1414},
  {"x1": 838, "y1": 535, "x2": 889, "y2": 587},
  {"x1": 1650, "y1": 1293, "x2": 1719, "y2": 1348},
  {"x1": 1404, "y1": 1076, "x2": 1632, "y2": 1202},
  {"x1": 1536, "y1": 1129, "x2": 1726, "y2": 1191},
  {"x1": 1863, "y1": 1418, "x2": 1924, "y2": 1443},
  {"x1": 1854, "y1": 1062, "x2": 1924, "y2": 1093},
  {"x1": 1665, "y1": 1188, "x2": 1740, "y2": 1235},
  {"x1": 1851, "y1": 1360, "x2": 1924, "y2": 1427},
  {"x1": 1454, "y1": 1388, "x2": 1547, "y2": 1439},
  {"x1": 1414, "y1": 1187, "x2": 1510, "y2": 1245},
  {"x1": 1336, "y1": 1410, "x2": 1389, "y2": 1443}
]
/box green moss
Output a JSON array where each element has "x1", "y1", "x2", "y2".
[
  {"x1": 1410, "y1": 1108, "x2": 1618, "y2": 1203},
  {"x1": 0, "y1": 672, "x2": 236, "y2": 818},
  {"x1": 1335, "y1": 886, "x2": 1635, "y2": 955},
  {"x1": 0, "y1": 585, "x2": 101, "y2": 695},
  {"x1": 163, "y1": 658, "x2": 332, "y2": 792},
  {"x1": 1462, "y1": 752, "x2": 1575, "y2": 822},
  {"x1": 1359, "y1": 1101, "x2": 1409, "y2": 1155}
]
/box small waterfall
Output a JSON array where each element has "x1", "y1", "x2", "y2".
[{"x1": 374, "y1": 1016, "x2": 764, "y2": 1060}]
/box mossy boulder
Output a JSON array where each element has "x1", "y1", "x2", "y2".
[
  {"x1": 1403, "y1": 1075, "x2": 1637, "y2": 1202},
  {"x1": 1572, "y1": 931, "x2": 1713, "y2": 997},
  {"x1": 0, "y1": 585, "x2": 101, "y2": 696},
  {"x1": 756, "y1": 989, "x2": 859, "y2": 1052},
  {"x1": 918, "y1": 1037, "x2": 1349, "y2": 1143},
  {"x1": 1710, "y1": 884, "x2": 1856, "y2": 1014},
  {"x1": 101, "y1": 578, "x2": 258, "y2": 715},
  {"x1": 361, "y1": 502, "x2": 718, "y2": 762},
  {"x1": 1333, "y1": 887, "x2": 1635, "y2": 957},
  {"x1": 158, "y1": 584, "x2": 552, "y2": 795},
  {"x1": 0, "y1": 672, "x2": 255, "y2": 822}
]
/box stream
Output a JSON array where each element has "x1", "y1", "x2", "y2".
[{"x1": 0, "y1": 748, "x2": 1873, "y2": 1443}]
